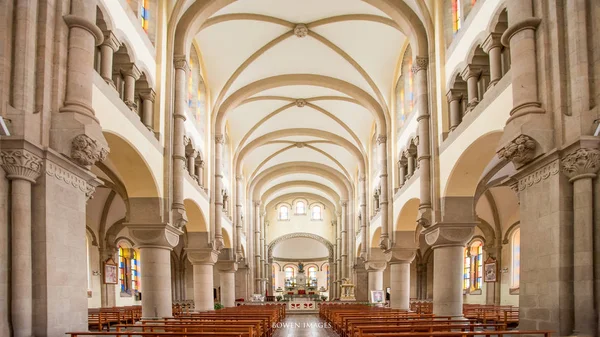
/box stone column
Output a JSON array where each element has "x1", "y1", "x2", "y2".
[
  {"x1": 10, "y1": 0, "x2": 37, "y2": 114},
  {"x1": 561, "y1": 148, "x2": 600, "y2": 336},
  {"x1": 424, "y1": 224, "x2": 474, "y2": 317},
  {"x1": 376, "y1": 135, "x2": 390, "y2": 250},
  {"x1": 213, "y1": 134, "x2": 226, "y2": 250},
  {"x1": 195, "y1": 160, "x2": 205, "y2": 188},
  {"x1": 447, "y1": 89, "x2": 464, "y2": 132},
  {"x1": 1, "y1": 150, "x2": 42, "y2": 337},
  {"x1": 253, "y1": 201, "x2": 261, "y2": 293},
  {"x1": 365, "y1": 261, "x2": 386, "y2": 295},
  {"x1": 412, "y1": 56, "x2": 432, "y2": 228},
  {"x1": 460, "y1": 65, "x2": 482, "y2": 112},
  {"x1": 120, "y1": 64, "x2": 141, "y2": 111},
  {"x1": 172, "y1": 56, "x2": 189, "y2": 228},
  {"x1": 340, "y1": 201, "x2": 349, "y2": 278},
  {"x1": 482, "y1": 33, "x2": 503, "y2": 88},
  {"x1": 139, "y1": 89, "x2": 156, "y2": 131},
  {"x1": 235, "y1": 175, "x2": 244, "y2": 257},
  {"x1": 187, "y1": 248, "x2": 219, "y2": 311},
  {"x1": 386, "y1": 248, "x2": 416, "y2": 310},
  {"x1": 217, "y1": 261, "x2": 238, "y2": 307},
  {"x1": 501, "y1": 0, "x2": 543, "y2": 119},
  {"x1": 398, "y1": 158, "x2": 407, "y2": 188},
  {"x1": 99, "y1": 31, "x2": 120, "y2": 87},
  {"x1": 359, "y1": 176, "x2": 368, "y2": 259},
  {"x1": 186, "y1": 150, "x2": 197, "y2": 177},
  {"x1": 405, "y1": 150, "x2": 415, "y2": 178},
  {"x1": 129, "y1": 223, "x2": 182, "y2": 319}
]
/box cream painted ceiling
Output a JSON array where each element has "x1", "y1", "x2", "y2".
[{"x1": 194, "y1": 0, "x2": 406, "y2": 208}]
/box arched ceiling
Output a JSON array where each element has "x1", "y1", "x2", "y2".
[
  {"x1": 179, "y1": 0, "x2": 417, "y2": 242},
  {"x1": 194, "y1": 0, "x2": 406, "y2": 189}
]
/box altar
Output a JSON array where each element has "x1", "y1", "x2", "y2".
[{"x1": 286, "y1": 298, "x2": 318, "y2": 312}]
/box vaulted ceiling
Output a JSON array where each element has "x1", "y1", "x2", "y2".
[{"x1": 193, "y1": 0, "x2": 406, "y2": 206}]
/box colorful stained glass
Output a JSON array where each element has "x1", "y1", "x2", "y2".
[
  {"x1": 463, "y1": 248, "x2": 471, "y2": 290},
  {"x1": 131, "y1": 251, "x2": 139, "y2": 292},
  {"x1": 118, "y1": 247, "x2": 128, "y2": 293},
  {"x1": 511, "y1": 229, "x2": 520, "y2": 288},
  {"x1": 472, "y1": 242, "x2": 483, "y2": 290},
  {"x1": 326, "y1": 265, "x2": 330, "y2": 290},
  {"x1": 407, "y1": 58, "x2": 414, "y2": 112},
  {"x1": 452, "y1": 0, "x2": 462, "y2": 33},
  {"x1": 141, "y1": 0, "x2": 149, "y2": 32}
]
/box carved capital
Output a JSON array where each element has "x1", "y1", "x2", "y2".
[
  {"x1": 295, "y1": 99, "x2": 307, "y2": 107},
  {"x1": 423, "y1": 223, "x2": 475, "y2": 248},
  {"x1": 172, "y1": 205, "x2": 188, "y2": 229},
  {"x1": 460, "y1": 65, "x2": 482, "y2": 81},
  {"x1": 365, "y1": 260, "x2": 387, "y2": 272},
  {"x1": 497, "y1": 135, "x2": 536, "y2": 167},
  {"x1": 446, "y1": 89, "x2": 464, "y2": 102},
  {"x1": 127, "y1": 223, "x2": 183, "y2": 249},
  {"x1": 120, "y1": 63, "x2": 141, "y2": 80},
  {"x1": 187, "y1": 248, "x2": 219, "y2": 265},
  {"x1": 411, "y1": 56, "x2": 428, "y2": 74},
  {"x1": 183, "y1": 135, "x2": 191, "y2": 146},
  {"x1": 253, "y1": 200, "x2": 262, "y2": 207},
  {"x1": 295, "y1": 142, "x2": 305, "y2": 148},
  {"x1": 236, "y1": 174, "x2": 243, "y2": 181},
  {"x1": 561, "y1": 148, "x2": 600, "y2": 181},
  {"x1": 216, "y1": 260, "x2": 238, "y2": 273},
  {"x1": 376, "y1": 135, "x2": 387, "y2": 145},
  {"x1": 101, "y1": 30, "x2": 121, "y2": 51},
  {"x1": 70, "y1": 134, "x2": 109, "y2": 168},
  {"x1": 215, "y1": 134, "x2": 225, "y2": 144},
  {"x1": 340, "y1": 200, "x2": 348, "y2": 207},
  {"x1": 138, "y1": 88, "x2": 156, "y2": 102},
  {"x1": 0, "y1": 149, "x2": 43, "y2": 182},
  {"x1": 482, "y1": 32, "x2": 503, "y2": 53},
  {"x1": 173, "y1": 55, "x2": 190, "y2": 72},
  {"x1": 385, "y1": 248, "x2": 416, "y2": 264},
  {"x1": 294, "y1": 24, "x2": 308, "y2": 38}
]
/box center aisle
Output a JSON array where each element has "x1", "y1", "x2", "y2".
[{"x1": 273, "y1": 314, "x2": 339, "y2": 337}]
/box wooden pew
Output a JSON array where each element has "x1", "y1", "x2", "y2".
[
  {"x1": 66, "y1": 332, "x2": 249, "y2": 337},
  {"x1": 357, "y1": 330, "x2": 553, "y2": 337}
]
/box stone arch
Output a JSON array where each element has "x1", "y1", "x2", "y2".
[
  {"x1": 86, "y1": 226, "x2": 99, "y2": 246},
  {"x1": 486, "y1": 2, "x2": 509, "y2": 34},
  {"x1": 96, "y1": 3, "x2": 115, "y2": 32},
  {"x1": 249, "y1": 162, "x2": 352, "y2": 201},
  {"x1": 444, "y1": 131, "x2": 503, "y2": 197},
  {"x1": 396, "y1": 198, "x2": 420, "y2": 231},
  {"x1": 184, "y1": 199, "x2": 208, "y2": 232},
  {"x1": 266, "y1": 193, "x2": 338, "y2": 219},
  {"x1": 261, "y1": 181, "x2": 340, "y2": 206},
  {"x1": 214, "y1": 74, "x2": 388, "y2": 135},
  {"x1": 222, "y1": 228, "x2": 232, "y2": 249},
  {"x1": 236, "y1": 128, "x2": 366, "y2": 176},
  {"x1": 371, "y1": 227, "x2": 382, "y2": 247},
  {"x1": 268, "y1": 232, "x2": 334, "y2": 259},
  {"x1": 103, "y1": 131, "x2": 160, "y2": 198},
  {"x1": 502, "y1": 221, "x2": 520, "y2": 245},
  {"x1": 115, "y1": 236, "x2": 136, "y2": 248}
]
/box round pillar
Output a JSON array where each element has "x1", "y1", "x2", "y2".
[
  {"x1": 138, "y1": 246, "x2": 173, "y2": 319},
  {"x1": 390, "y1": 263, "x2": 411, "y2": 310}
]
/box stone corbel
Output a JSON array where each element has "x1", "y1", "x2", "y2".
[
  {"x1": 497, "y1": 134, "x2": 537, "y2": 168},
  {"x1": 70, "y1": 134, "x2": 109, "y2": 168},
  {"x1": 187, "y1": 248, "x2": 219, "y2": 265},
  {"x1": 216, "y1": 260, "x2": 238, "y2": 273},
  {"x1": 385, "y1": 248, "x2": 416, "y2": 265}
]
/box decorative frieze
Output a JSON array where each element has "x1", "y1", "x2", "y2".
[
  {"x1": 71, "y1": 134, "x2": 109, "y2": 167},
  {"x1": 497, "y1": 135, "x2": 536, "y2": 167},
  {"x1": 517, "y1": 159, "x2": 560, "y2": 191},
  {"x1": 45, "y1": 161, "x2": 96, "y2": 199},
  {"x1": 411, "y1": 56, "x2": 428, "y2": 74}
]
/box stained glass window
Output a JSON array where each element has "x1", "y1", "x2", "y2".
[
  {"x1": 452, "y1": 0, "x2": 462, "y2": 33},
  {"x1": 141, "y1": 0, "x2": 150, "y2": 32},
  {"x1": 272, "y1": 265, "x2": 275, "y2": 292},
  {"x1": 118, "y1": 246, "x2": 129, "y2": 293},
  {"x1": 285, "y1": 267, "x2": 294, "y2": 287},
  {"x1": 311, "y1": 206, "x2": 322, "y2": 220},
  {"x1": 278, "y1": 206, "x2": 289, "y2": 220},
  {"x1": 395, "y1": 45, "x2": 413, "y2": 140},
  {"x1": 511, "y1": 228, "x2": 520, "y2": 289},
  {"x1": 326, "y1": 265, "x2": 330, "y2": 290},
  {"x1": 463, "y1": 247, "x2": 471, "y2": 290},
  {"x1": 131, "y1": 251, "x2": 139, "y2": 292},
  {"x1": 296, "y1": 201, "x2": 305, "y2": 214},
  {"x1": 407, "y1": 58, "x2": 414, "y2": 112},
  {"x1": 188, "y1": 49, "x2": 207, "y2": 141},
  {"x1": 472, "y1": 241, "x2": 483, "y2": 290},
  {"x1": 309, "y1": 267, "x2": 317, "y2": 287}
]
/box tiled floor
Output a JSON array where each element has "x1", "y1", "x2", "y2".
[{"x1": 273, "y1": 314, "x2": 339, "y2": 337}]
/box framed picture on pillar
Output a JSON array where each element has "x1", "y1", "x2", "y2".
[
  {"x1": 370, "y1": 290, "x2": 384, "y2": 304},
  {"x1": 484, "y1": 257, "x2": 497, "y2": 283},
  {"x1": 104, "y1": 258, "x2": 118, "y2": 284}
]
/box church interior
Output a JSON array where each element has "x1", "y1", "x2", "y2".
[{"x1": 0, "y1": 0, "x2": 599, "y2": 336}]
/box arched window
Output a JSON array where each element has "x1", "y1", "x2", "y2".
[
  {"x1": 118, "y1": 246, "x2": 130, "y2": 294},
  {"x1": 278, "y1": 206, "x2": 289, "y2": 220},
  {"x1": 141, "y1": 0, "x2": 150, "y2": 32},
  {"x1": 471, "y1": 241, "x2": 483, "y2": 290},
  {"x1": 511, "y1": 228, "x2": 520, "y2": 289},
  {"x1": 188, "y1": 48, "x2": 207, "y2": 141},
  {"x1": 296, "y1": 201, "x2": 305, "y2": 214},
  {"x1": 311, "y1": 206, "x2": 322, "y2": 220},
  {"x1": 308, "y1": 267, "x2": 317, "y2": 287},
  {"x1": 395, "y1": 45, "x2": 413, "y2": 140},
  {"x1": 452, "y1": 0, "x2": 462, "y2": 33},
  {"x1": 284, "y1": 267, "x2": 294, "y2": 287},
  {"x1": 131, "y1": 251, "x2": 139, "y2": 292},
  {"x1": 326, "y1": 264, "x2": 330, "y2": 290},
  {"x1": 463, "y1": 247, "x2": 471, "y2": 291}
]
